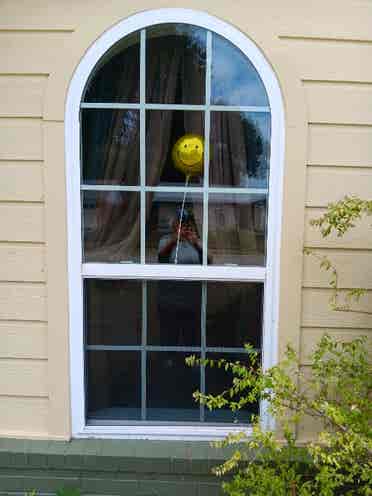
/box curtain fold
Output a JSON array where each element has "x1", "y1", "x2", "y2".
[
  {"x1": 85, "y1": 34, "x2": 265, "y2": 265},
  {"x1": 88, "y1": 36, "x2": 183, "y2": 262}
]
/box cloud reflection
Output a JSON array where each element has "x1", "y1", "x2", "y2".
[{"x1": 211, "y1": 34, "x2": 269, "y2": 107}]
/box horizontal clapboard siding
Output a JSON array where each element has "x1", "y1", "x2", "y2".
[
  {"x1": 303, "y1": 249, "x2": 372, "y2": 290},
  {"x1": 0, "y1": 118, "x2": 43, "y2": 160},
  {"x1": 0, "y1": 358, "x2": 48, "y2": 397},
  {"x1": 305, "y1": 82, "x2": 372, "y2": 126},
  {"x1": 0, "y1": 31, "x2": 72, "y2": 74},
  {"x1": 0, "y1": 75, "x2": 46, "y2": 117},
  {"x1": 0, "y1": 203, "x2": 44, "y2": 242},
  {"x1": 1, "y1": 0, "x2": 371, "y2": 40},
  {"x1": 279, "y1": 38, "x2": 372, "y2": 83},
  {"x1": 0, "y1": 244, "x2": 45, "y2": 282},
  {"x1": 304, "y1": 208, "x2": 372, "y2": 249},
  {"x1": 0, "y1": 396, "x2": 49, "y2": 435},
  {"x1": 0, "y1": 283, "x2": 47, "y2": 321},
  {"x1": 302, "y1": 288, "x2": 372, "y2": 329},
  {"x1": 277, "y1": 1, "x2": 372, "y2": 41},
  {"x1": 300, "y1": 327, "x2": 372, "y2": 365},
  {"x1": 0, "y1": 321, "x2": 47, "y2": 359},
  {"x1": 306, "y1": 166, "x2": 372, "y2": 207},
  {"x1": 0, "y1": 162, "x2": 44, "y2": 202},
  {"x1": 308, "y1": 124, "x2": 372, "y2": 167}
]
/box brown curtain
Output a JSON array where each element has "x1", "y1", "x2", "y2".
[
  {"x1": 89, "y1": 37, "x2": 183, "y2": 262},
  {"x1": 88, "y1": 35, "x2": 263, "y2": 264},
  {"x1": 208, "y1": 113, "x2": 264, "y2": 263}
]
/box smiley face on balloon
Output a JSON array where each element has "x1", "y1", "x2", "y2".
[{"x1": 172, "y1": 134, "x2": 204, "y2": 177}]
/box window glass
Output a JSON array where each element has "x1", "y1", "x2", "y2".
[
  {"x1": 211, "y1": 33, "x2": 268, "y2": 107},
  {"x1": 146, "y1": 191, "x2": 204, "y2": 265},
  {"x1": 146, "y1": 110, "x2": 204, "y2": 187},
  {"x1": 147, "y1": 352, "x2": 200, "y2": 421},
  {"x1": 147, "y1": 280, "x2": 202, "y2": 345},
  {"x1": 83, "y1": 191, "x2": 140, "y2": 263},
  {"x1": 205, "y1": 352, "x2": 259, "y2": 423},
  {"x1": 81, "y1": 109, "x2": 140, "y2": 186},
  {"x1": 85, "y1": 279, "x2": 142, "y2": 345},
  {"x1": 208, "y1": 193, "x2": 267, "y2": 266},
  {"x1": 210, "y1": 112, "x2": 271, "y2": 189},
  {"x1": 146, "y1": 24, "x2": 206, "y2": 105},
  {"x1": 79, "y1": 22, "x2": 272, "y2": 428},
  {"x1": 84, "y1": 280, "x2": 260, "y2": 423},
  {"x1": 206, "y1": 282, "x2": 262, "y2": 348},
  {"x1": 83, "y1": 32, "x2": 140, "y2": 103},
  {"x1": 86, "y1": 351, "x2": 141, "y2": 421}
]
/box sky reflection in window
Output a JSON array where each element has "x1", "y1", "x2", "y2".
[{"x1": 211, "y1": 33, "x2": 269, "y2": 107}]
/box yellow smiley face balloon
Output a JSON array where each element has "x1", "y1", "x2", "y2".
[{"x1": 172, "y1": 134, "x2": 204, "y2": 177}]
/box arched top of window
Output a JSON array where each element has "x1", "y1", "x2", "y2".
[{"x1": 83, "y1": 24, "x2": 269, "y2": 108}]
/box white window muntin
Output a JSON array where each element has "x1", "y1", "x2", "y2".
[{"x1": 66, "y1": 8, "x2": 284, "y2": 439}]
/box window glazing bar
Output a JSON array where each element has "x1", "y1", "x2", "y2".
[
  {"x1": 140, "y1": 28, "x2": 146, "y2": 264},
  {"x1": 86, "y1": 345, "x2": 260, "y2": 353},
  {"x1": 140, "y1": 30, "x2": 147, "y2": 419},
  {"x1": 210, "y1": 105, "x2": 270, "y2": 113},
  {"x1": 205, "y1": 347, "x2": 260, "y2": 354},
  {"x1": 200, "y1": 282, "x2": 207, "y2": 421},
  {"x1": 141, "y1": 280, "x2": 147, "y2": 420},
  {"x1": 202, "y1": 30, "x2": 212, "y2": 266},
  {"x1": 81, "y1": 102, "x2": 140, "y2": 109},
  {"x1": 145, "y1": 103, "x2": 205, "y2": 111},
  {"x1": 206, "y1": 187, "x2": 268, "y2": 195},
  {"x1": 82, "y1": 263, "x2": 266, "y2": 281},
  {"x1": 80, "y1": 103, "x2": 270, "y2": 113},
  {"x1": 81, "y1": 185, "x2": 268, "y2": 195},
  {"x1": 81, "y1": 185, "x2": 141, "y2": 191},
  {"x1": 86, "y1": 345, "x2": 203, "y2": 352}
]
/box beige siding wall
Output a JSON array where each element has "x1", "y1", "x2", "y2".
[
  {"x1": 0, "y1": 0, "x2": 371, "y2": 441},
  {"x1": 0, "y1": 24, "x2": 50, "y2": 436}
]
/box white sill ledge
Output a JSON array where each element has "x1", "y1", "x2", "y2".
[{"x1": 74, "y1": 424, "x2": 253, "y2": 441}]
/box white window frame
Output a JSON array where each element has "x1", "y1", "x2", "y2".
[{"x1": 65, "y1": 8, "x2": 284, "y2": 440}]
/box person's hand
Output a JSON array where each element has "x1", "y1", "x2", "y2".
[{"x1": 184, "y1": 226, "x2": 200, "y2": 246}]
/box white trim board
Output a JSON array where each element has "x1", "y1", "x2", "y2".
[{"x1": 65, "y1": 8, "x2": 285, "y2": 440}]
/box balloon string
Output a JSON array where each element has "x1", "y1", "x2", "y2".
[{"x1": 174, "y1": 175, "x2": 190, "y2": 265}]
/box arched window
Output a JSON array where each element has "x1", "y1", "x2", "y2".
[{"x1": 66, "y1": 10, "x2": 284, "y2": 439}]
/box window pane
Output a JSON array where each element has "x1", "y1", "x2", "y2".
[
  {"x1": 211, "y1": 33, "x2": 269, "y2": 107},
  {"x1": 147, "y1": 352, "x2": 200, "y2": 421},
  {"x1": 83, "y1": 191, "x2": 140, "y2": 263},
  {"x1": 147, "y1": 280, "x2": 201, "y2": 346},
  {"x1": 205, "y1": 353, "x2": 258, "y2": 423},
  {"x1": 83, "y1": 32, "x2": 140, "y2": 103},
  {"x1": 146, "y1": 191, "x2": 204, "y2": 265},
  {"x1": 146, "y1": 110, "x2": 204, "y2": 187},
  {"x1": 85, "y1": 280, "x2": 142, "y2": 345},
  {"x1": 146, "y1": 24, "x2": 206, "y2": 105},
  {"x1": 206, "y1": 282, "x2": 262, "y2": 348},
  {"x1": 208, "y1": 193, "x2": 266, "y2": 266},
  {"x1": 210, "y1": 112, "x2": 271, "y2": 188},
  {"x1": 81, "y1": 109, "x2": 140, "y2": 186},
  {"x1": 86, "y1": 351, "x2": 141, "y2": 421}
]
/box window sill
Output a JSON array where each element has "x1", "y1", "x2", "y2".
[{"x1": 76, "y1": 424, "x2": 253, "y2": 441}]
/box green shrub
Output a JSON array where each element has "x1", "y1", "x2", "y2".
[
  {"x1": 187, "y1": 196, "x2": 372, "y2": 495},
  {"x1": 187, "y1": 335, "x2": 372, "y2": 495}
]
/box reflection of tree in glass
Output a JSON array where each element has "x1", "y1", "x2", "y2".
[
  {"x1": 112, "y1": 111, "x2": 139, "y2": 145},
  {"x1": 174, "y1": 24, "x2": 206, "y2": 66},
  {"x1": 242, "y1": 116, "x2": 263, "y2": 178}
]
